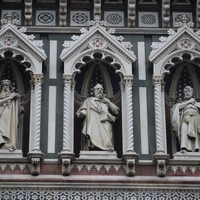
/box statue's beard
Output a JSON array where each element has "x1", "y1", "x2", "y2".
[
  {"x1": 185, "y1": 94, "x2": 192, "y2": 100},
  {"x1": 1, "y1": 90, "x2": 10, "y2": 98},
  {"x1": 95, "y1": 93, "x2": 104, "y2": 99}
]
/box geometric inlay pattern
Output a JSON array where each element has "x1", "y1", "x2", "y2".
[
  {"x1": 172, "y1": 12, "x2": 193, "y2": 27},
  {"x1": 138, "y1": 0, "x2": 158, "y2": 4},
  {"x1": 70, "y1": 11, "x2": 90, "y2": 26},
  {"x1": 172, "y1": 0, "x2": 191, "y2": 5},
  {"x1": 0, "y1": 188, "x2": 199, "y2": 199},
  {"x1": 1, "y1": 10, "x2": 21, "y2": 25},
  {"x1": 104, "y1": 12, "x2": 124, "y2": 27},
  {"x1": 72, "y1": 13, "x2": 88, "y2": 24},
  {"x1": 36, "y1": 10, "x2": 56, "y2": 26},
  {"x1": 138, "y1": 12, "x2": 159, "y2": 27}
]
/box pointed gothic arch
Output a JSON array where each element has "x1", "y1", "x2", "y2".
[
  {"x1": 60, "y1": 17, "x2": 137, "y2": 161},
  {"x1": 0, "y1": 14, "x2": 47, "y2": 159},
  {"x1": 149, "y1": 16, "x2": 200, "y2": 158}
]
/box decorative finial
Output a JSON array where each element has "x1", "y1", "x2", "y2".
[
  {"x1": 89, "y1": 15, "x2": 106, "y2": 26},
  {"x1": 1, "y1": 12, "x2": 19, "y2": 26},
  {"x1": 176, "y1": 14, "x2": 193, "y2": 28}
]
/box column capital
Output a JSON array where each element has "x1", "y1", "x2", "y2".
[
  {"x1": 33, "y1": 74, "x2": 43, "y2": 83},
  {"x1": 124, "y1": 75, "x2": 134, "y2": 85},
  {"x1": 152, "y1": 75, "x2": 164, "y2": 85},
  {"x1": 63, "y1": 74, "x2": 76, "y2": 89},
  {"x1": 63, "y1": 74, "x2": 73, "y2": 83}
]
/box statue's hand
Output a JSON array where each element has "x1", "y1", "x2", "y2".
[
  {"x1": 100, "y1": 97, "x2": 110, "y2": 104},
  {"x1": 79, "y1": 109, "x2": 86, "y2": 117},
  {"x1": 188, "y1": 98, "x2": 195, "y2": 104},
  {"x1": 11, "y1": 93, "x2": 20, "y2": 100}
]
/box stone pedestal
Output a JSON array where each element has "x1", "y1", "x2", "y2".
[
  {"x1": 173, "y1": 152, "x2": 200, "y2": 161},
  {"x1": 79, "y1": 151, "x2": 118, "y2": 159},
  {"x1": 0, "y1": 149, "x2": 23, "y2": 158}
]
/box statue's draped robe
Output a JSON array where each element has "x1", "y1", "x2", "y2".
[
  {"x1": 171, "y1": 102, "x2": 200, "y2": 152},
  {"x1": 0, "y1": 98, "x2": 18, "y2": 149},
  {"x1": 77, "y1": 97, "x2": 117, "y2": 151}
]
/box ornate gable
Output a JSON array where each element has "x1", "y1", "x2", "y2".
[
  {"x1": 60, "y1": 16, "x2": 138, "y2": 173},
  {"x1": 0, "y1": 13, "x2": 47, "y2": 74},
  {"x1": 149, "y1": 15, "x2": 200, "y2": 76},
  {"x1": 60, "y1": 16, "x2": 136, "y2": 76}
]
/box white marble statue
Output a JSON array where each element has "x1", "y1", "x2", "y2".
[
  {"x1": 171, "y1": 86, "x2": 200, "y2": 153},
  {"x1": 0, "y1": 79, "x2": 20, "y2": 151},
  {"x1": 76, "y1": 83, "x2": 119, "y2": 152}
]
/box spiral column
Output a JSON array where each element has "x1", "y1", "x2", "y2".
[
  {"x1": 153, "y1": 75, "x2": 166, "y2": 153},
  {"x1": 124, "y1": 76, "x2": 135, "y2": 152},
  {"x1": 62, "y1": 74, "x2": 74, "y2": 152},
  {"x1": 32, "y1": 74, "x2": 43, "y2": 151},
  {"x1": 59, "y1": 74, "x2": 75, "y2": 176},
  {"x1": 28, "y1": 74, "x2": 44, "y2": 176}
]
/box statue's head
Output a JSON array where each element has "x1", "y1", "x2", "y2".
[
  {"x1": 0, "y1": 79, "x2": 13, "y2": 94},
  {"x1": 183, "y1": 86, "x2": 193, "y2": 99},
  {"x1": 93, "y1": 83, "x2": 104, "y2": 98}
]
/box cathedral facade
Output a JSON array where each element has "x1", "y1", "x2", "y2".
[{"x1": 0, "y1": 0, "x2": 200, "y2": 199}]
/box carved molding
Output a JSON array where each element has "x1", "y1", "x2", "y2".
[
  {"x1": 125, "y1": 159, "x2": 136, "y2": 176},
  {"x1": 72, "y1": 164, "x2": 124, "y2": 173},
  {"x1": 59, "y1": 152, "x2": 74, "y2": 176},
  {"x1": 62, "y1": 158, "x2": 71, "y2": 176},
  {"x1": 28, "y1": 151, "x2": 44, "y2": 176},
  {"x1": 157, "y1": 159, "x2": 167, "y2": 177},
  {"x1": 59, "y1": 0, "x2": 67, "y2": 27},
  {"x1": 0, "y1": 163, "x2": 30, "y2": 172},
  {"x1": 128, "y1": 0, "x2": 136, "y2": 28},
  {"x1": 30, "y1": 158, "x2": 40, "y2": 175},
  {"x1": 169, "y1": 165, "x2": 199, "y2": 174},
  {"x1": 25, "y1": 0, "x2": 32, "y2": 26},
  {"x1": 123, "y1": 152, "x2": 138, "y2": 177},
  {"x1": 94, "y1": 0, "x2": 101, "y2": 17},
  {"x1": 162, "y1": 0, "x2": 170, "y2": 28},
  {"x1": 153, "y1": 154, "x2": 169, "y2": 177}
]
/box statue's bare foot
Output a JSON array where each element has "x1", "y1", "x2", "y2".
[
  {"x1": 107, "y1": 148, "x2": 114, "y2": 152},
  {"x1": 180, "y1": 149, "x2": 186, "y2": 153},
  {"x1": 8, "y1": 147, "x2": 15, "y2": 152},
  {"x1": 2, "y1": 144, "x2": 15, "y2": 152}
]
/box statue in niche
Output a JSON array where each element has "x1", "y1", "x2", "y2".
[
  {"x1": 76, "y1": 83, "x2": 119, "y2": 152},
  {"x1": 171, "y1": 86, "x2": 200, "y2": 153},
  {"x1": 0, "y1": 79, "x2": 21, "y2": 151}
]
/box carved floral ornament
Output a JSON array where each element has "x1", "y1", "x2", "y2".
[
  {"x1": 149, "y1": 14, "x2": 200, "y2": 76},
  {"x1": 0, "y1": 36, "x2": 18, "y2": 47},
  {"x1": 0, "y1": 12, "x2": 47, "y2": 74},
  {"x1": 177, "y1": 38, "x2": 195, "y2": 50},
  {"x1": 61, "y1": 15, "x2": 134, "y2": 57},
  {"x1": 89, "y1": 37, "x2": 106, "y2": 49}
]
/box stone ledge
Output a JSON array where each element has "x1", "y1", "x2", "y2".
[
  {"x1": 0, "y1": 149, "x2": 23, "y2": 159},
  {"x1": 79, "y1": 151, "x2": 118, "y2": 159}
]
